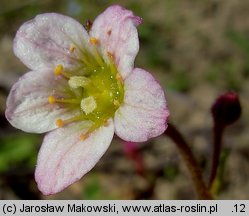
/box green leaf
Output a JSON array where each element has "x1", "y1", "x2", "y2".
[{"x1": 0, "y1": 133, "x2": 40, "y2": 172}]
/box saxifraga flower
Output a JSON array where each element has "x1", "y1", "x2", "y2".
[{"x1": 5, "y1": 5, "x2": 169, "y2": 195}]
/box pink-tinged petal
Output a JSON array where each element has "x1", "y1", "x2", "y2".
[
  {"x1": 35, "y1": 119, "x2": 114, "y2": 195},
  {"x1": 114, "y1": 68, "x2": 169, "y2": 142},
  {"x1": 13, "y1": 13, "x2": 89, "y2": 70},
  {"x1": 90, "y1": 5, "x2": 143, "y2": 79},
  {"x1": 5, "y1": 70, "x2": 77, "y2": 133}
]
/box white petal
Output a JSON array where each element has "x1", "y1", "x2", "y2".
[
  {"x1": 13, "y1": 13, "x2": 89, "y2": 70},
  {"x1": 90, "y1": 5, "x2": 142, "y2": 79},
  {"x1": 5, "y1": 70, "x2": 77, "y2": 133},
  {"x1": 35, "y1": 119, "x2": 114, "y2": 195},
  {"x1": 114, "y1": 68, "x2": 169, "y2": 142}
]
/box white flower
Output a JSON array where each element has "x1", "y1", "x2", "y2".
[{"x1": 5, "y1": 5, "x2": 169, "y2": 195}]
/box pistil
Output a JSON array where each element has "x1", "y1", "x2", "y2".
[
  {"x1": 68, "y1": 76, "x2": 91, "y2": 89},
  {"x1": 48, "y1": 36, "x2": 124, "y2": 135},
  {"x1": 80, "y1": 96, "x2": 97, "y2": 115}
]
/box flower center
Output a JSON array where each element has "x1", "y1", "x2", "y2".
[{"x1": 48, "y1": 37, "x2": 124, "y2": 138}]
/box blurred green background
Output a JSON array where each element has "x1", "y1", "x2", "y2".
[{"x1": 0, "y1": 0, "x2": 249, "y2": 199}]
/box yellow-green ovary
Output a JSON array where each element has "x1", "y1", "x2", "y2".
[{"x1": 68, "y1": 63, "x2": 124, "y2": 127}]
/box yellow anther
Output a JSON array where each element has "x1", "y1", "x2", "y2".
[
  {"x1": 69, "y1": 45, "x2": 76, "y2": 53},
  {"x1": 89, "y1": 37, "x2": 99, "y2": 45},
  {"x1": 113, "y1": 99, "x2": 120, "y2": 107},
  {"x1": 55, "y1": 119, "x2": 64, "y2": 128},
  {"x1": 54, "y1": 64, "x2": 64, "y2": 76},
  {"x1": 48, "y1": 95, "x2": 56, "y2": 104},
  {"x1": 53, "y1": 64, "x2": 70, "y2": 79},
  {"x1": 116, "y1": 73, "x2": 123, "y2": 82}
]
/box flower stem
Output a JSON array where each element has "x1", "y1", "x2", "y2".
[
  {"x1": 165, "y1": 123, "x2": 212, "y2": 199},
  {"x1": 208, "y1": 123, "x2": 224, "y2": 189}
]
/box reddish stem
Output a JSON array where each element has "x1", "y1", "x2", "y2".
[
  {"x1": 165, "y1": 123, "x2": 212, "y2": 199},
  {"x1": 123, "y1": 141, "x2": 145, "y2": 177}
]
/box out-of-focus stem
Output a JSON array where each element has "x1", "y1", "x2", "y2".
[
  {"x1": 208, "y1": 123, "x2": 224, "y2": 189},
  {"x1": 123, "y1": 141, "x2": 145, "y2": 177},
  {"x1": 165, "y1": 123, "x2": 212, "y2": 200}
]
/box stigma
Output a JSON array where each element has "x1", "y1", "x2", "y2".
[
  {"x1": 81, "y1": 96, "x2": 97, "y2": 115},
  {"x1": 48, "y1": 37, "x2": 125, "y2": 135},
  {"x1": 68, "y1": 76, "x2": 91, "y2": 89}
]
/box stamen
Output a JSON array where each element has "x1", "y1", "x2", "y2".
[
  {"x1": 54, "y1": 64, "x2": 70, "y2": 79},
  {"x1": 89, "y1": 37, "x2": 99, "y2": 45},
  {"x1": 80, "y1": 119, "x2": 109, "y2": 141},
  {"x1": 56, "y1": 119, "x2": 64, "y2": 128},
  {"x1": 106, "y1": 51, "x2": 124, "y2": 98},
  {"x1": 80, "y1": 132, "x2": 91, "y2": 141},
  {"x1": 89, "y1": 37, "x2": 104, "y2": 66},
  {"x1": 61, "y1": 115, "x2": 87, "y2": 128},
  {"x1": 116, "y1": 73, "x2": 123, "y2": 82},
  {"x1": 107, "y1": 51, "x2": 114, "y2": 60},
  {"x1": 103, "y1": 119, "x2": 109, "y2": 127},
  {"x1": 79, "y1": 53, "x2": 93, "y2": 67},
  {"x1": 68, "y1": 76, "x2": 91, "y2": 89},
  {"x1": 56, "y1": 115, "x2": 88, "y2": 128},
  {"x1": 54, "y1": 64, "x2": 64, "y2": 76},
  {"x1": 48, "y1": 95, "x2": 56, "y2": 104},
  {"x1": 81, "y1": 96, "x2": 97, "y2": 115},
  {"x1": 107, "y1": 51, "x2": 117, "y2": 76},
  {"x1": 48, "y1": 96, "x2": 80, "y2": 104},
  {"x1": 69, "y1": 45, "x2": 76, "y2": 53},
  {"x1": 80, "y1": 124, "x2": 96, "y2": 141}
]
